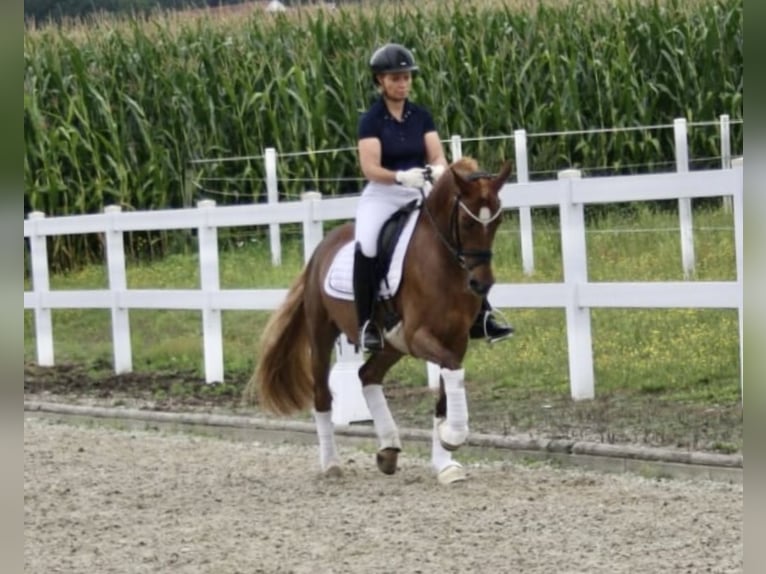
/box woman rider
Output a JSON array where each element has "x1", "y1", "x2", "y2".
[{"x1": 353, "y1": 43, "x2": 513, "y2": 352}]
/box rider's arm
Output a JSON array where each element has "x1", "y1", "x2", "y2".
[
  {"x1": 424, "y1": 131, "x2": 448, "y2": 167},
  {"x1": 358, "y1": 137, "x2": 399, "y2": 184}
]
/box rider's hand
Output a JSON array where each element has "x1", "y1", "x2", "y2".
[
  {"x1": 426, "y1": 164, "x2": 446, "y2": 182},
  {"x1": 395, "y1": 167, "x2": 426, "y2": 189}
]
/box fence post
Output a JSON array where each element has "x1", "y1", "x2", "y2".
[
  {"x1": 732, "y1": 157, "x2": 743, "y2": 400},
  {"x1": 328, "y1": 338, "x2": 372, "y2": 425},
  {"x1": 450, "y1": 134, "x2": 463, "y2": 161},
  {"x1": 673, "y1": 118, "x2": 696, "y2": 278},
  {"x1": 426, "y1": 362, "x2": 441, "y2": 390},
  {"x1": 514, "y1": 129, "x2": 535, "y2": 275},
  {"x1": 558, "y1": 169, "x2": 595, "y2": 400},
  {"x1": 265, "y1": 147, "x2": 282, "y2": 266},
  {"x1": 301, "y1": 191, "x2": 324, "y2": 262},
  {"x1": 104, "y1": 205, "x2": 132, "y2": 374},
  {"x1": 720, "y1": 114, "x2": 733, "y2": 213},
  {"x1": 27, "y1": 211, "x2": 54, "y2": 366},
  {"x1": 197, "y1": 199, "x2": 224, "y2": 383}
]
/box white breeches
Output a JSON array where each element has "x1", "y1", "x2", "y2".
[{"x1": 354, "y1": 182, "x2": 422, "y2": 257}]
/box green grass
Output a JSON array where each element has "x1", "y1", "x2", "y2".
[{"x1": 24, "y1": 205, "x2": 741, "y2": 406}]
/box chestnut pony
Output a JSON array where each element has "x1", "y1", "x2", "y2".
[{"x1": 243, "y1": 157, "x2": 511, "y2": 484}]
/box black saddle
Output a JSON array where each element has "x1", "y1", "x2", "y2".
[{"x1": 374, "y1": 198, "x2": 421, "y2": 289}]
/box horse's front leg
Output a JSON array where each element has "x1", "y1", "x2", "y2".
[
  {"x1": 358, "y1": 349, "x2": 404, "y2": 475},
  {"x1": 431, "y1": 413, "x2": 467, "y2": 485},
  {"x1": 409, "y1": 328, "x2": 470, "y2": 484},
  {"x1": 436, "y1": 366, "x2": 470, "y2": 450},
  {"x1": 313, "y1": 365, "x2": 342, "y2": 478}
]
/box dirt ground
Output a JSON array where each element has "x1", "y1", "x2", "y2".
[
  {"x1": 24, "y1": 416, "x2": 742, "y2": 574},
  {"x1": 24, "y1": 363, "x2": 743, "y2": 454}
]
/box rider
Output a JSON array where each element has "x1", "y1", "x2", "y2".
[{"x1": 353, "y1": 42, "x2": 513, "y2": 352}]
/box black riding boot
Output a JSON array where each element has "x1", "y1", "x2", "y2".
[
  {"x1": 469, "y1": 297, "x2": 514, "y2": 342},
  {"x1": 353, "y1": 245, "x2": 384, "y2": 352}
]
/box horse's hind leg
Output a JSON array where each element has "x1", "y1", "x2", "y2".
[
  {"x1": 309, "y1": 319, "x2": 342, "y2": 477},
  {"x1": 358, "y1": 349, "x2": 404, "y2": 475}
]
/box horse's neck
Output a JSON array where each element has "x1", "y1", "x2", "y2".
[
  {"x1": 424, "y1": 186, "x2": 453, "y2": 229},
  {"x1": 416, "y1": 190, "x2": 461, "y2": 281}
]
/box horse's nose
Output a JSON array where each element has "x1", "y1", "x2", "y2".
[{"x1": 469, "y1": 278, "x2": 491, "y2": 296}]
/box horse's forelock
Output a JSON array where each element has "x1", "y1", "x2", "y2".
[{"x1": 450, "y1": 157, "x2": 479, "y2": 176}]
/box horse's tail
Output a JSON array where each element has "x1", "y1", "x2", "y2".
[{"x1": 243, "y1": 266, "x2": 314, "y2": 415}]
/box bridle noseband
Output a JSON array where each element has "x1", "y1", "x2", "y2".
[{"x1": 421, "y1": 171, "x2": 502, "y2": 272}]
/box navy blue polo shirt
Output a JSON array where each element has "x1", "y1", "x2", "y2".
[{"x1": 357, "y1": 97, "x2": 437, "y2": 171}]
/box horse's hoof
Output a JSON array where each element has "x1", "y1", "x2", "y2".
[
  {"x1": 437, "y1": 463, "x2": 467, "y2": 485},
  {"x1": 376, "y1": 447, "x2": 400, "y2": 475},
  {"x1": 324, "y1": 465, "x2": 343, "y2": 478},
  {"x1": 437, "y1": 420, "x2": 468, "y2": 451}
]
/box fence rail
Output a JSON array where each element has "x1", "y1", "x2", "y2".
[
  {"x1": 192, "y1": 115, "x2": 740, "y2": 277},
  {"x1": 24, "y1": 159, "x2": 744, "y2": 417}
]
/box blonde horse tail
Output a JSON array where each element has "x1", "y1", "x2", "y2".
[{"x1": 243, "y1": 266, "x2": 313, "y2": 415}]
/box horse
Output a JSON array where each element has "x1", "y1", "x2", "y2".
[{"x1": 243, "y1": 157, "x2": 512, "y2": 484}]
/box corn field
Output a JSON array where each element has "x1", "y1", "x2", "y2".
[{"x1": 24, "y1": 0, "x2": 743, "y2": 267}]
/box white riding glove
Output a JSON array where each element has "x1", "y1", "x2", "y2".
[
  {"x1": 395, "y1": 167, "x2": 426, "y2": 189},
  {"x1": 426, "y1": 164, "x2": 446, "y2": 182}
]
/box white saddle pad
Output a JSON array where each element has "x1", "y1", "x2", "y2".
[{"x1": 324, "y1": 209, "x2": 420, "y2": 301}]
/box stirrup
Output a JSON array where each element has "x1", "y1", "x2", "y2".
[
  {"x1": 360, "y1": 320, "x2": 384, "y2": 352},
  {"x1": 472, "y1": 308, "x2": 514, "y2": 343}
]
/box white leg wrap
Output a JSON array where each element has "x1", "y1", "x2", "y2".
[
  {"x1": 431, "y1": 417, "x2": 454, "y2": 472},
  {"x1": 362, "y1": 384, "x2": 401, "y2": 450},
  {"x1": 432, "y1": 418, "x2": 467, "y2": 485},
  {"x1": 313, "y1": 410, "x2": 340, "y2": 471},
  {"x1": 438, "y1": 367, "x2": 469, "y2": 448}
]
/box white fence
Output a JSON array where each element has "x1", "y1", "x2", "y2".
[
  {"x1": 24, "y1": 160, "x2": 744, "y2": 417},
  {"x1": 210, "y1": 115, "x2": 740, "y2": 279}
]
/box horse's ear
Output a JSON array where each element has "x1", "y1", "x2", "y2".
[
  {"x1": 491, "y1": 161, "x2": 513, "y2": 194},
  {"x1": 450, "y1": 166, "x2": 473, "y2": 195}
]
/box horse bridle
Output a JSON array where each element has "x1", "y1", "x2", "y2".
[{"x1": 420, "y1": 171, "x2": 502, "y2": 272}]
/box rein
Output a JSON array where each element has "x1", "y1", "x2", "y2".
[{"x1": 419, "y1": 171, "x2": 501, "y2": 272}]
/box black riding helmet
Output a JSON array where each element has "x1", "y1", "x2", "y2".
[{"x1": 369, "y1": 43, "x2": 419, "y2": 84}]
